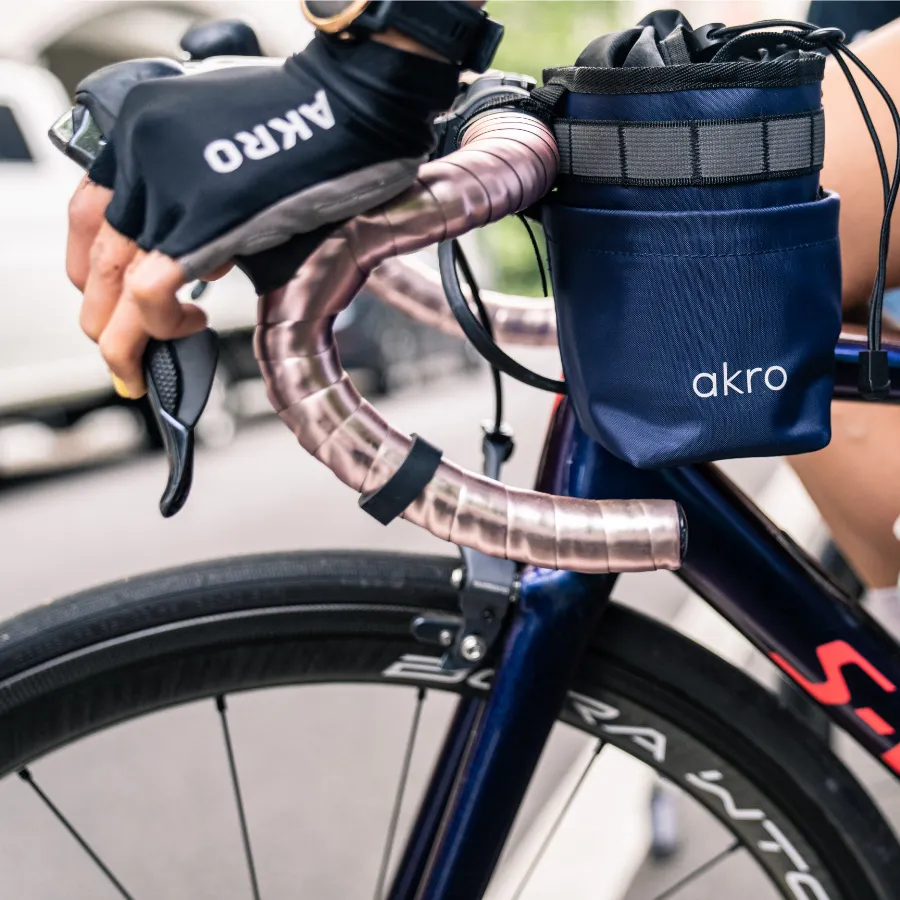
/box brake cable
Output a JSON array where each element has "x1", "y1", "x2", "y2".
[
  {"x1": 418, "y1": 241, "x2": 519, "y2": 670},
  {"x1": 438, "y1": 235, "x2": 566, "y2": 395},
  {"x1": 452, "y1": 239, "x2": 503, "y2": 431},
  {"x1": 517, "y1": 213, "x2": 549, "y2": 298}
]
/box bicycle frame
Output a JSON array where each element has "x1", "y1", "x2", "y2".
[{"x1": 387, "y1": 333, "x2": 900, "y2": 900}]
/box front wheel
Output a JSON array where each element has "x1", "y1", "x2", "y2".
[{"x1": 0, "y1": 552, "x2": 896, "y2": 899}]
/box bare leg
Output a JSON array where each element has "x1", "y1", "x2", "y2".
[
  {"x1": 789, "y1": 21, "x2": 900, "y2": 587},
  {"x1": 791, "y1": 403, "x2": 900, "y2": 587}
]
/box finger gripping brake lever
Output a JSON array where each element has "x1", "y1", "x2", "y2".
[{"x1": 143, "y1": 329, "x2": 219, "y2": 517}]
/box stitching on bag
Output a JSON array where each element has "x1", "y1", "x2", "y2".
[
  {"x1": 616, "y1": 124, "x2": 627, "y2": 180},
  {"x1": 556, "y1": 162, "x2": 820, "y2": 187},
  {"x1": 576, "y1": 236, "x2": 838, "y2": 260},
  {"x1": 555, "y1": 109, "x2": 823, "y2": 130},
  {"x1": 807, "y1": 114, "x2": 814, "y2": 170},
  {"x1": 690, "y1": 121, "x2": 702, "y2": 182}
]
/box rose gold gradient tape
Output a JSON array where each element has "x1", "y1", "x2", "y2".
[
  {"x1": 256, "y1": 111, "x2": 683, "y2": 573},
  {"x1": 366, "y1": 257, "x2": 558, "y2": 347}
]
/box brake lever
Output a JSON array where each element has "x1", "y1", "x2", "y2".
[
  {"x1": 50, "y1": 35, "x2": 273, "y2": 516},
  {"x1": 50, "y1": 93, "x2": 220, "y2": 520},
  {"x1": 48, "y1": 108, "x2": 219, "y2": 516},
  {"x1": 143, "y1": 329, "x2": 219, "y2": 517}
]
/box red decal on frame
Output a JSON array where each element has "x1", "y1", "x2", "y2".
[
  {"x1": 770, "y1": 640, "x2": 896, "y2": 705},
  {"x1": 882, "y1": 744, "x2": 900, "y2": 774},
  {"x1": 855, "y1": 707, "x2": 896, "y2": 736}
]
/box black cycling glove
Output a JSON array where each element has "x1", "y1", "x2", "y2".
[{"x1": 93, "y1": 34, "x2": 460, "y2": 284}]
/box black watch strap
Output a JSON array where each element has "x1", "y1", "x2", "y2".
[{"x1": 341, "y1": 1, "x2": 503, "y2": 72}]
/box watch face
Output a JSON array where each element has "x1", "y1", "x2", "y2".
[{"x1": 303, "y1": 1, "x2": 370, "y2": 32}]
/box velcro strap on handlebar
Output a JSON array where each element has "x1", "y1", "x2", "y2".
[
  {"x1": 555, "y1": 108, "x2": 824, "y2": 185},
  {"x1": 359, "y1": 434, "x2": 443, "y2": 525}
]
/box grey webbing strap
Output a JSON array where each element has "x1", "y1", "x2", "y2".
[
  {"x1": 660, "y1": 26, "x2": 692, "y2": 67},
  {"x1": 555, "y1": 109, "x2": 825, "y2": 185}
]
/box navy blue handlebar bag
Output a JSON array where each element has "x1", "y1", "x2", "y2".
[{"x1": 540, "y1": 12, "x2": 842, "y2": 469}]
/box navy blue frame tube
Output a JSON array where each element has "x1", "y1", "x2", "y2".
[
  {"x1": 387, "y1": 337, "x2": 900, "y2": 899},
  {"x1": 386, "y1": 697, "x2": 484, "y2": 900},
  {"x1": 411, "y1": 566, "x2": 615, "y2": 899}
]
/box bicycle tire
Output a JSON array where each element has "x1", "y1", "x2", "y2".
[{"x1": 0, "y1": 550, "x2": 896, "y2": 899}]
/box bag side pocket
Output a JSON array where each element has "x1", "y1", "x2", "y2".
[{"x1": 544, "y1": 191, "x2": 842, "y2": 468}]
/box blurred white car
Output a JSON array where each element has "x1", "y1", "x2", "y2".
[{"x1": 0, "y1": 58, "x2": 259, "y2": 462}]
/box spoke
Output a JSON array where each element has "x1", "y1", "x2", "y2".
[
  {"x1": 18, "y1": 767, "x2": 136, "y2": 900},
  {"x1": 372, "y1": 687, "x2": 427, "y2": 900},
  {"x1": 650, "y1": 840, "x2": 742, "y2": 900},
  {"x1": 509, "y1": 739, "x2": 606, "y2": 900},
  {"x1": 216, "y1": 695, "x2": 262, "y2": 900}
]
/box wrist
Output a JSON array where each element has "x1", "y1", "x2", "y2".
[
  {"x1": 293, "y1": 34, "x2": 461, "y2": 154},
  {"x1": 372, "y1": 28, "x2": 449, "y2": 63},
  {"x1": 301, "y1": 1, "x2": 498, "y2": 71}
]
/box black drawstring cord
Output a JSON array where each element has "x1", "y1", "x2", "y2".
[
  {"x1": 711, "y1": 19, "x2": 835, "y2": 39},
  {"x1": 825, "y1": 41, "x2": 895, "y2": 395},
  {"x1": 827, "y1": 48, "x2": 890, "y2": 204},
  {"x1": 711, "y1": 20, "x2": 900, "y2": 396},
  {"x1": 827, "y1": 38, "x2": 900, "y2": 381}
]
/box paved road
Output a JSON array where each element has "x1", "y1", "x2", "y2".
[
  {"x1": 0, "y1": 357, "x2": 888, "y2": 899},
  {"x1": 0, "y1": 355, "x2": 607, "y2": 900}
]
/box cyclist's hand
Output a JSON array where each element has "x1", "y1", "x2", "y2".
[{"x1": 67, "y1": 35, "x2": 460, "y2": 398}]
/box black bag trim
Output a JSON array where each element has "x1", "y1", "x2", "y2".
[
  {"x1": 358, "y1": 434, "x2": 443, "y2": 526},
  {"x1": 521, "y1": 82, "x2": 567, "y2": 124},
  {"x1": 542, "y1": 56, "x2": 825, "y2": 95},
  {"x1": 555, "y1": 108, "x2": 824, "y2": 186}
]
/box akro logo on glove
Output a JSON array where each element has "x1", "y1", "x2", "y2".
[
  {"x1": 693, "y1": 362, "x2": 787, "y2": 398},
  {"x1": 203, "y1": 90, "x2": 335, "y2": 174}
]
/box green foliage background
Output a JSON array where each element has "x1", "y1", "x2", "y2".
[
  {"x1": 478, "y1": 2, "x2": 624, "y2": 295},
  {"x1": 492, "y1": 1, "x2": 621, "y2": 80}
]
